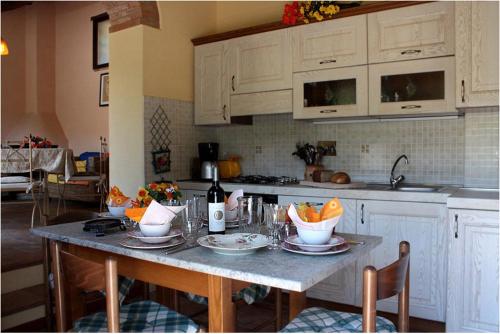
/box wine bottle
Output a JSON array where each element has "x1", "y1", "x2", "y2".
[{"x1": 207, "y1": 166, "x2": 225, "y2": 235}]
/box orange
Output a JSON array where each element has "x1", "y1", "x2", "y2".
[
  {"x1": 307, "y1": 211, "x2": 321, "y2": 222},
  {"x1": 320, "y1": 198, "x2": 343, "y2": 220}
]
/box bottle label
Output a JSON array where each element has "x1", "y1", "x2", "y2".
[{"x1": 208, "y1": 202, "x2": 225, "y2": 232}]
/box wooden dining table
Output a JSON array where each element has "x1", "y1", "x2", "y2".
[{"x1": 32, "y1": 222, "x2": 382, "y2": 332}]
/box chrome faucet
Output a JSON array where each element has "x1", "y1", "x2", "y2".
[{"x1": 390, "y1": 154, "x2": 409, "y2": 189}]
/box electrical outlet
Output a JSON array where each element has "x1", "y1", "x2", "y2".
[
  {"x1": 255, "y1": 146, "x2": 262, "y2": 154},
  {"x1": 317, "y1": 141, "x2": 336, "y2": 156},
  {"x1": 361, "y1": 144, "x2": 370, "y2": 154}
]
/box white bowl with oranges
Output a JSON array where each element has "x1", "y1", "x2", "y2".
[{"x1": 289, "y1": 198, "x2": 344, "y2": 245}]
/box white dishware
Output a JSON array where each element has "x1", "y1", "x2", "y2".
[
  {"x1": 139, "y1": 221, "x2": 171, "y2": 237},
  {"x1": 128, "y1": 228, "x2": 182, "y2": 244},
  {"x1": 295, "y1": 224, "x2": 335, "y2": 245},
  {"x1": 120, "y1": 236, "x2": 185, "y2": 250},
  {"x1": 281, "y1": 241, "x2": 351, "y2": 256},
  {"x1": 197, "y1": 233, "x2": 269, "y2": 255},
  {"x1": 285, "y1": 235, "x2": 345, "y2": 252},
  {"x1": 108, "y1": 206, "x2": 126, "y2": 217}
]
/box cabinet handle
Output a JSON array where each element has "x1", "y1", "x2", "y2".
[
  {"x1": 461, "y1": 80, "x2": 465, "y2": 103},
  {"x1": 454, "y1": 214, "x2": 458, "y2": 239},
  {"x1": 319, "y1": 59, "x2": 336, "y2": 64},
  {"x1": 401, "y1": 49, "x2": 422, "y2": 55},
  {"x1": 231, "y1": 75, "x2": 235, "y2": 92},
  {"x1": 320, "y1": 109, "x2": 337, "y2": 114},
  {"x1": 222, "y1": 104, "x2": 227, "y2": 121},
  {"x1": 401, "y1": 105, "x2": 422, "y2": 109},
  {"x1": 361, "y1": 203, "x2": 365, "y2": 224}
]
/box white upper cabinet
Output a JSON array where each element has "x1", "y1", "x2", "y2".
[
  {"x1": 292, "y1": 14, "x2": 367, "y2": 72},
  {"x1": 369, "y1": 56, "x2": 456, "y2": 116},
  {"x1": 368, "y1": 2, "x2": 455, "y2": 63},
  {"x1": 194, "y1": 42, "x2": 230, "y2": 125},
  {"x1": 447, "y1": 209, "x2": 499, "y2": 332},
  {"x1": 229, "y1": 29, "x2": 292, "y2": 95},
  {"x1": 455, "y1": 2, "x2": 499, "y2": 108}
]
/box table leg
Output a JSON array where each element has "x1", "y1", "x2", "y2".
[
  {"x1": 50, "y1": 241, "x2": 66, "y2": 332},
  {"x1": 42, "y1": 171, "x2": 49, "y2": 224},
  {"x1": 208, "y1": 275, "x2": 234, "y2": 333},
  {"x1": 288, "y1": 291, "x2": 307, "y2": 322},
  {"x1": 156, "y1": 286, "x2": 179, "y2": 311}
]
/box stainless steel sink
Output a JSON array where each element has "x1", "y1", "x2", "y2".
[
  {"x1": 366, "y1": 183, "x2": 442, "y2": 192},
  {"x1": 395, "y1": 186, "x2": 439, "y2": 192}
]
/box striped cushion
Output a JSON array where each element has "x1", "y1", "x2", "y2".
[
  {"x1": 281, "y1": 307, "x2": 396, "y2": 333},
  {"x1": 73, "y1": 300, "x2": 199, "y2": 332},
  {"x1": 185, "y1": 284, "x2": 271, "y2": 305}
]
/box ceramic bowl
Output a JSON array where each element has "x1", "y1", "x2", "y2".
[
  {"x1": 139, "y1": 221, "x2": 171, "y2": 237},
  {"x1": 108, "y1": 206, "x2": 126, "y2": 217},
  {"x1": 296, "y1": 224, "x2": 335, "y2": 245}
]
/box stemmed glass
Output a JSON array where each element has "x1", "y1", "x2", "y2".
[{"x1": 264, "y1": 204, "x2": 287, "y2": 250}]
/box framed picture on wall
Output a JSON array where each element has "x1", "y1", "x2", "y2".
[
  {"x1": 92, "y1": 12, "x2": 110, "y2": 69},
  {"x1": 152, "y1": 149, "x2": 171, "y2": 174},
  {"x1": 99, "y1": 73, "x2": 109, "y2": 107}
]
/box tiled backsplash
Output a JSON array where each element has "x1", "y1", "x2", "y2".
[{"x1": 144, "y1": 96, "x2": 498, "y2": 188}]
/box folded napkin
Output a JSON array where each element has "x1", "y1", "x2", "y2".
[
  {"x1": 226, "y1": 189, "x2": 244, "y2": 211},
  {"x1": 140, "y1": 200, "x2": 179, "y2": 225},
  {"x1": 287, "y1": 204, "x2": 342, "y2": 231}
]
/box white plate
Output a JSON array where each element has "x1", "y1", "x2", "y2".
[
  {"x1": 127, "y1": 228, "x2": 183, "y2": 244},
  {"x1": 281, "y1": 242, "x2": 351, "y2": 256},
  {"x1": 197, "y1": 233, "x2": 269, "y2": 255},
  {"x1": 120, "y1": 236, "x2": 185, "y2": 249},
  {"x1": 285, "y1": 235, "x2": 345, "y2": 252}
]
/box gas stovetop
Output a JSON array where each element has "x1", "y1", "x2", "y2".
[{"x1": 223, "y1": 175, "x2": 299, "y2": 186}]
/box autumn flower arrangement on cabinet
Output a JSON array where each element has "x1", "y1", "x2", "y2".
[
  {"x1": 282, "y1": 1, "x2": 340, "y2": 25},
  {"x1": 131, "y1": 182, "x2": 182, "y2": 208}
]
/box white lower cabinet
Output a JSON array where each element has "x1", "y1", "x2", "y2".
[
  {"x1": 355, "y1": 200, "x2": 448, "y2": 321},
  {"x1": 278, "y1": 196, "x2": 357, "y2": 305},
  {"x1": 446, "y1": 209, "x2": 499, "y2": 332}
]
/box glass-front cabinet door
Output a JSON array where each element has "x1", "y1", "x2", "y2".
[
  {"x1": 293, "y1": 66, "x2": 368, "y2": 119},
  {"x1": 369, "y1": 56, "x2": 456, "y2": 116}
]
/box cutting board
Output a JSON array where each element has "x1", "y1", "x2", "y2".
[{"x1": 300, "y1": 180, "x2": 367, "y2": 189}]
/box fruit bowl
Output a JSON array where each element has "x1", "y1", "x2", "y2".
[{"x1": 295, "y1": 215, "x2": 341, "y2": 245}]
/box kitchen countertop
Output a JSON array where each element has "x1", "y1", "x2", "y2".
[
  {"x1": 178, "y1": 180, "x2": 500, "y2": 211},
  {"x1": 31, "y1": 222, "x2": 381, "y2": 292},
  {"x1": 178, "y1": 180, "x2": 456, "y2": 204},
  {"x1": 447, "y1": 188, "x2": 499, "y2": 211}
]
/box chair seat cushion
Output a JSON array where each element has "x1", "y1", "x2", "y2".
[
  {"x1": 185, "y1": 284, "x2": 271, "y2": 305},
  {"x1": 72, "y1": 300, "x2": 199, "y2": 333},
  {"x1": 280, "y1": 307, "x2": 396, "y2": 333}
]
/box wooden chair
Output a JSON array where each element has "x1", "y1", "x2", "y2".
[
  {"x1": 281, "y1": 241, "x2": 410, "y2": 333},
  {"x1": 50, "y1": 241, "x2": 200, "y2": 332}
]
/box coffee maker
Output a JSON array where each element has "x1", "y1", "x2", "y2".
[{"x1": 198, "y1": 143, "x2": 219, "y2": 180}]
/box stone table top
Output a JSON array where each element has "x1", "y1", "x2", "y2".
[{"x1": 32, "y1": 222, "x2": 382, "y2": 292}]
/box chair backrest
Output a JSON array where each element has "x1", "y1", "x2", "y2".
[
  {"x1": 362, "y1": 241, "x2": 410, "y2": 332},
  {"x1": 51, "y1": 241, "x2": 119, "y2": 332}
]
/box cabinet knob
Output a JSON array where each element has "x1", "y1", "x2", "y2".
[
  {"x1": 231, "y1": 75, "x2": 235, "y2": 92},
  {"x1": 319, "y1": 59, "x2": 336, "y2": 65},
  {"x1": 320, "y1": 109, "x2": 337, "y2": 114},
  {"x1": 222, "y1": 104, "x2": 227, "y2": 120},
  {"x1": 461, "y1": 80, "x2": 465, "y2": 103},
  {"x1": 361, "y1": 203, "x2": 365, "y2": 224}
]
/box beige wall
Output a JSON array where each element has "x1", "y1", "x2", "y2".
[
  {"x1": 215, "y1": 1, "x2": 283, "y2": 32},
  {"x1": 1, "y1": 3, "x2": 68, "y2": 147},
  {"x1": 109, "y1": 26, "x2": 145, "y2": 196},
  {"x1": 142, "y1": 1, "x2": 217, "y2": 102},
  {"x1": 55, "y1": 1, "x2": 109, "y2": 154}
]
